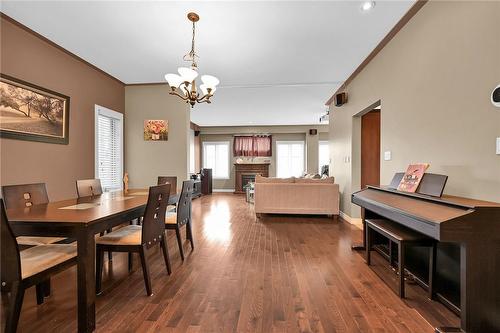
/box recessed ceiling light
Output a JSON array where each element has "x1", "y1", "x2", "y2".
[{"x1": 361, "y1": 1, "x2": 376, "y2": 12}]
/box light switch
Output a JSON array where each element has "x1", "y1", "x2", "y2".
[
  {"x1": 496, "y1": 137, "x2": 500, "y2": 155},
  {"x1": 384, "y1": 151, "x2": 392, "y2": 161}
]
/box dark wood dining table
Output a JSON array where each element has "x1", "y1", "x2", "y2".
[{"x1": 6, "y1": 189, "x2": 179, "y2": 333}]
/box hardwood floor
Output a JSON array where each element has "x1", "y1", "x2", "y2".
[{"x1": 2, "y1": 193, "x2": 459, "y2": 332}]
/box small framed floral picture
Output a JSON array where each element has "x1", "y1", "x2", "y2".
[{"x1": 144, "y1": 119, "x2": 168, "y2": 141}]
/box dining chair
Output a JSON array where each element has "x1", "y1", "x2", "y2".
[
  {"x1": 1, "y1": 183, "x2": 67, "y2": 304},
  {"x1": 165, "y1": 180, "x2": 194, "y2": 261},
  {"x1": 1, "y1": 183, "x2": 66, "y2": 247},
  {"x1": 1, "y1": 199, "x2": 77, "y2": 333},
  {"x1": 76, "y1": 178, "x2": 115, "y2": 261},
  {"x1": 157, "y1": 176, "x2": 178, "y2": 211},
  {"x1": 75, "y1": 178, "x2": 103, "y2": 197},
  {"x1": 95, "y1": 184, "x2": 172, "y2": 296}
]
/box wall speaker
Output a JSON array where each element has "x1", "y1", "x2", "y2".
[
  {"x1": 194, "y1": 130, "x2": 200, "y2": 136},
  {"x1": 309, "y1": 129, "x2": 318, "y2": 135},
  {"x1": 492, "y1": 84, "x2": 500, "y2": 107},
  {"x1": 335, "y1": 92, "x2": 348, "y2": 106}
]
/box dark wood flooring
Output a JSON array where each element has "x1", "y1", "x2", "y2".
[{"x1": 2, "y1": 193, "x2": 459, "y2": 332}]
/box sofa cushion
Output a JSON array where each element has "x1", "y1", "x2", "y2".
[
  {"x1": 255, "y1": 175, "x2": 295, "y2": 183},
  {"x1": 295, "y1": 177, "x2": 335, "y2": 184}
]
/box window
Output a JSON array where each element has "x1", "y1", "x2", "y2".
[
  {"x1": 95, "y1": 105, "x2": 123, "y2": 192},
  {"x1": 318, "y1": 141, "x2": 330, "y2": 174},
  {"x1": 276, "y1": 141, "x2": 305, "y2": 178},
  {"x1": 203, "y1": 141, "x2": 229, "y2": 179}
]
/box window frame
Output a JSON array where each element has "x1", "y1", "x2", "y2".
[
  {"x1": 318, "y1": 140, "x2": 330, "y2": 174},
  {"x1": 202, "y1": 141, "x2": 230, "y2": 180},
  {"x1": 94, "y1": 105, "x2": 123, "y2": 192},
  {"x1": 276, "y1": 140, "x2": 305, "y2": 178}
]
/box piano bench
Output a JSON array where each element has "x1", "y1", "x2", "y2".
[{"x1": 365, "y1": 218, "x2": 436, "y2": 299}]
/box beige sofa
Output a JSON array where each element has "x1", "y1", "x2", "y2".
[{"x1": 254, "y1": 175, "x2": 340, "y2": 216}]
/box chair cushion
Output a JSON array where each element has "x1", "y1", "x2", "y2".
[
  {"x1": 96, "y1": 225, "x2": 142, "y2": 246},
  {"x1": 17, "y1": 236, "x2": 67, "y2": 246},
  {"x1": 21, "y1": 244, "x2": 77, "y2": 279},
  {"x1": 165, "y1": 212, "x2": 177, "y2": 224}
]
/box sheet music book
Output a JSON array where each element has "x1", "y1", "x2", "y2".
[{"x1": 397, "y1": 163, "x2": 430, "y2": 193}]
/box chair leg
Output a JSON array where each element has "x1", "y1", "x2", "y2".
[
  {"x1": 160, "y1": 239, "x2": 172, "y2": 275},
  {"x1": 175, "y1": 226, "x2": 184, "y2": 261},
  {"x1": 128, "y1": 252, "x2": 133, "y2": 272},
  {"x1": 96, "y1": 247, "x2": 105, "y2": 295},
  {"x1": 139, "y1": 247, "x2": 153, "y2": 296},
  {"x1": 35, "y1": 284, "x2": 44, "y2": 305},
  {"x1": 365, "y1": 226, "x2": 371, "y2": 265},
  {"x1": 5, "y1": 281, "x2": 25, "y2": 333},
  {"x1": 429, "y1": 242, "x2": 437, "y2": 300},
  {"x1": 398, "y1": 242, "x2": 405, "y2": 298},
  {"x1": 186, "y1": 221, "x2": 194, "y2": 250}
]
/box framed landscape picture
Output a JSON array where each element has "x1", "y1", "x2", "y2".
[
  {"x1": 0, "y1": 74, "x2": 70, "y2": 144},
  {"x1": 144, "y1": 119, "x2": 168, "y2": 141}
]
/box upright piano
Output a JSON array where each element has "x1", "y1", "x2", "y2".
[{"x1": 352, "y1": 186, "x2": 500, "y2": 333}]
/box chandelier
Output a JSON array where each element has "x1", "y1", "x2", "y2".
[{"x1": 165, "y1": 12, "x2": 219, "y2": 108}]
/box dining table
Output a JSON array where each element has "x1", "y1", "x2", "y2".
[{"x1": 6, "y1": 189, "x2": 179, "y2": 333}]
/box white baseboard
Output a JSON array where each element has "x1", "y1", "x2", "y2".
[
  {"x1": 339, "y1": 211, "x2": 363, "y2": 229},
  {"x1": 213, "y1": 189, "x2": 235, "y2": 193}
]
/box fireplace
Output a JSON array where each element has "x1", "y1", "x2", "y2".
[
  {"x1": 242, "y1": 174, "x2": 257, "y2": 189},
  {"x1": 234, "y1": 163, "x2": 270, "y2": 193}
]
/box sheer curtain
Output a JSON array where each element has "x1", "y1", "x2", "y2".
[{"x1": 233, "y1": 135, "x2": 272, "y2": 157}]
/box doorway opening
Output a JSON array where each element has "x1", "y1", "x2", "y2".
[{"x1": 361, "y1": 108, "x2": 381, "y2": 188}]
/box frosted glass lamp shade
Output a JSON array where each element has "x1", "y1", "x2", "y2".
[
  {"x1": 200, "y1": 84, "x2": 216, "y2": 95},
  {"x1": 200, "y1": 84, "x2": 208, "y2": 96},
  {"x1": 165, "y1": 73, "x2": 183, "y2": 88},
  {"x1": 178, "y1": 67, "x2": 198, "y2": 83},
  {"x1": 201, "y1": 75, "x2": 220, "y2": 89}
]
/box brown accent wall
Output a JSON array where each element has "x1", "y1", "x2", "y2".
[{"x1": 0, "y1": 17, "x2": 125, "y2": 201}]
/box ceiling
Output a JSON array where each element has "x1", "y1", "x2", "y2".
[{"x1": 1, "y1": 1, "x2": 414, "y2": 126}]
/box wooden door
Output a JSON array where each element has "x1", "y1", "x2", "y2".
[{"x1": 361, "y1": 110, "x2": 380, "y2": 188}]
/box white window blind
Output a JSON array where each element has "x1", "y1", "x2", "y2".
[
  {"x1": 276, "y1": 141, "x2": 305, "y2": 178},
  {"x1": 95, "y1": 106, "x2": 123, "y2": 192},
  {"x1": 318, "y1": 141, "x2": 330, "y2": 173},
  {"x1": 203, "y1": 141, "x2": 229, "y2": 179}
]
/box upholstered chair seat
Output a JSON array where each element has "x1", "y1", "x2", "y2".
[
  {"x1": 21, "y1": 244, "x2": 77, "y2": 279},
  {"x1": 17, "y1": 236, "x2": 66, "y2": 246},
  {"x1": 96, "y1": 225, "x2": 142, "y2": 246},
  {"x1": 165, "y1": 212, "x2": 177, "y2": 224}
]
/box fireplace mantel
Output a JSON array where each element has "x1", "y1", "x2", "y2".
[{"x1": 234, "y1": 163, "x2": 270, "y2": 194}]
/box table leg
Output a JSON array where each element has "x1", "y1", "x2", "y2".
[{"x1": 77, "y1": 229, "x2": 96, "y2": 333}]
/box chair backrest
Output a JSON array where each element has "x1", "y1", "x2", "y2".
[
  {"x1": 157, "y1": 176, "x2": 177, "y2": 195},
  {"x1": 0, "y1": 199, "x2": 22, "y2": 285},
  {"x1": 2, "y1": 183, "x2": 49, "y2": 209},
  {"x1": 141, "y1": 184, "x2": 170, "y2": 249},
  {"x1": 176, "y1": 180, "x2": 193, "y2": 226},
  {"x1": 76, "y1": 179, "x2": 103, "y2": 197}
]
